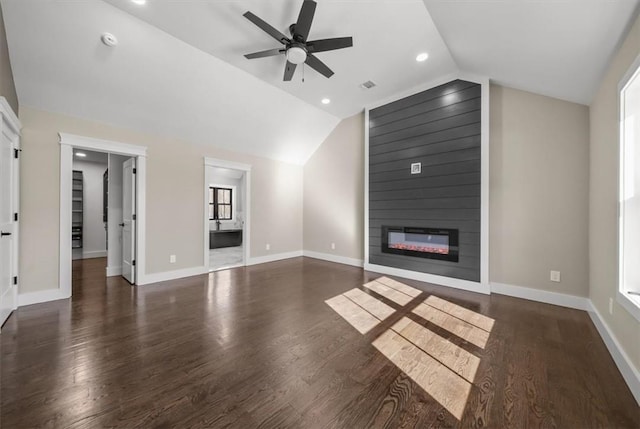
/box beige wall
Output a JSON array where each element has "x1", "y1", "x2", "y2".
[
  {"x1": 490, "y1": 85, "x2": 590, "y2": 296},
  {"x1": 303, "y1": 88, "x2": 591, "y2": 295},
  {"x1": 303, "y1": 113, "x2": 364, "y2": 261},
  {"x1": 589, "y1": 13, "x2": 640, "y2": 371},
  {"x1": 0, "y1": 3, "x2": 18, "y2": 114},
  {"x1": 19, "y1": 107, "x2": 303, "y2": 293}
]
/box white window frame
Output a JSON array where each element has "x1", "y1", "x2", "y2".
[{"x1": 617, "y1": 53, "x2": 640, "y2": 322}]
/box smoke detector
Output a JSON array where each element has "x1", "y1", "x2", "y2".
[{"x1": 101, "y1": 33, "x2": 118, "y2": 47}]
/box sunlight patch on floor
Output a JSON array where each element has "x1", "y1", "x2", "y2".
[
  {"x1": 412, "y1": 302, "x2": 490, "y2": 349},
  {"x1": 363, "y1": 280, "x2": 414, "y2": 305},
  {"x1": 376, "y1": 276, "x2": 422, "y2": 297},
  {"x1": 424, "y1": 295, "x2": 494, "y2": 332},
  {"x1": 325, "y1": 276, "x2": 496, "y2": 420},
  {"x1": 372, "y1": 330, "x2": 471, "y2": 419},
  {"x1": 325, "y1": 294, "x2": 381, "y2": 334},
  {"x1": 390, "y1": 316, "x2": 480, "y2": 383},
  {"x1": 343, "y1": 288, "x2": 395, "y2": 320}
]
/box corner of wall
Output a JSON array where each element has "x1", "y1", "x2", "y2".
[{"x1": 303, "y1": 112, "x2": 365, "y2": 261}]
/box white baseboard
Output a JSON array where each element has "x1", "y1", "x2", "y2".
[
  {"x1": 364, "y1": 262, "x2": 490, "y2": 295},
  {"x1": 303, "y1": 250, "x2": 363, "y2": 268},
  {"x1": 491, "y1": 282, "x2": 590, "y2": 311},
  {"x1": 106, "y1": 265, "x2": 122, "y2": 277},
  {"x1": 18, "y1": 288, "x2": 70, "y2": 307},
  {"x1": 138, "y1": 266, "x2": 207, "y2": 285},
  {"x1": 82, "y1": 250, "x2": 107, "y2": 259},
  {"x1": 490, "y1": 282, "x2": 638, "y2": 405},
  {"x1": 587, "y1": 302, "x2": 640, "y2": 405},
  {"x1": 247, "y1": 250, "x2": 303, "y2": 266}
]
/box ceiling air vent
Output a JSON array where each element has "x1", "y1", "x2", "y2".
[{"x1": 360, "y1": 80, "x2": 376, "y2": 90}]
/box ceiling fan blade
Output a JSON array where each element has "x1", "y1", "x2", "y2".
[
  {"x1": 284, "y1": 61, "x2": 297, "y2": 81},
  {"x1": 306, "y1": 37, "x2": 353, "y2": 53},
  {"x1": 244, "y1": 48, "x2": 284, "y2": 59},
  {"x1": 243, "y1": 11, "x2": 289, "y2": 44},
  {"x1": 295, "y1": 0, "x2": 316, "y2": 41},
  {"x1": 305, "y1": 53, "x2": 334, "y2": 78}
]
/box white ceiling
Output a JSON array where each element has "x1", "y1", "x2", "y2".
[
  {"x1": 102, "y1": 0, "x2": 458, "y2": 119},
  {"x1": 2, "y1": 0, "x2": 639, "y2": 165},
  {"x1": 423, "y1": 0, "x2": 640, "y2": 105},
  {"x1": 73, "y1": 149, "x2": 109, "y2": 165},
  {"x1": 1, "y1": 0, "x2": 340, "y2": 165}
]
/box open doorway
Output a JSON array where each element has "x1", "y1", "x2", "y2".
[
  {"x1": 59, "y1": 133, "x2": 147, "y2": 297},
  {"x1": 204, "y1": 158, "x2": 251, "y2": 272},
  {"x1": 70, "y1": 149, "x2": 137, "y2": 294},
  {"x1": 71, "y1": 149, "x2": 108, "y2": 262}
]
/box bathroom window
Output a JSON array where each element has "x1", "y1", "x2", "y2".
[{"x1": 209, "y1": 187, "x2": 232, "y2": 221}]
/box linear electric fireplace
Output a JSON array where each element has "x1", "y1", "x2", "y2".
[{"x1": 381, "y1": 226, "x2": 459, "y2": 262}]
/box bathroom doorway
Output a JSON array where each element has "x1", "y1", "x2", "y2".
[{"x1": 204, "y1": 158, "x2": 251, "y2": 272}]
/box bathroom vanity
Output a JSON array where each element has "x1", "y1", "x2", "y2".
[{"x1": 209, "y1": 229, "x2": 243, "y2": 249}]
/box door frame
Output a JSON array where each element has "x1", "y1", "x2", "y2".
[
  {"x1": 59, "y1": 133, "x2": 147, "y2": 296},
  {"x1": 0, "y1": 97, "x2": 21, "y2": 328},
  {"x1": 203, "y1": 157, "x2": 251, "y2": 271},
  {"x1": 121, "y1": 157, "x2": 137, "y2": 284}
]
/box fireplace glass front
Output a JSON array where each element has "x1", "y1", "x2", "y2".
[{"x1": 381, "y1": 226, "x2": 459, "y2": 262}]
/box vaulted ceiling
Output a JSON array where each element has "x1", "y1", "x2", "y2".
[{"x1": 2, "y1": 0, "x2": 638, "y2": 165}]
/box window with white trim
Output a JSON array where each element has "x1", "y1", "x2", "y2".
[{"x1": 619, "y1": 56, "x2": 640, "y2": 321}]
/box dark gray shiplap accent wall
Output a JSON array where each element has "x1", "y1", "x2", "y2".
[{"x1": 368, "y1": 79, "x2": 481, "y2": 282}]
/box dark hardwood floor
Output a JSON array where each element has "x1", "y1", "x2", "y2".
[{"x1": 1, "y1": 257, "x2": 638, "y2": 428}]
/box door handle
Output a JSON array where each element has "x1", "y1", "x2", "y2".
[
  {"x1": 0, "y1": 231, "x2": 11, "y2": 237},
  {"x1": 119, "y1": 223, "x2": 125, "y2": 227}
]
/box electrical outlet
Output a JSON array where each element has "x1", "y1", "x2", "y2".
[
  {"x1": 170, "y1": 254, "x2": 176, "y2": 263},
  {"x1": 331, "y1": 242, "x2": 336, "y2": 250},
  {"x1": 609, "y1": 297, "x2": 614, "y2": 315},
  {"x1": 265, "y1": 243, "x2": 270, "y2": 251},
  {"x1": 550, "y1": 270, "x2": 561, "y2": 282}
]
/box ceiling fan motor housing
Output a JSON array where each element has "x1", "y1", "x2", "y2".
[{"x1": 289, "y1": 24, "x2": 299, "y2": 38}]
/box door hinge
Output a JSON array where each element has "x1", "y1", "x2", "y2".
[
  {"x1": 13, "y1": 276, "x2": 17, "y2": 285},
  {"x1": 133, "y1": 168, "x2": 136, "y2": 174},
  {"x1": 132, "y1": 214, "x2": 136, "y2": 221},
  {"x1": 132, "y1": 260, "x2": 136, "y2": 266},
  {"x1": 14, "y1": 213, "x2": 18, "y2": 222},
  {"x1": 14, "y1": 148, "x2": 20, "y2": 159}
]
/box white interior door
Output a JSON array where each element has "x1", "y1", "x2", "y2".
[
  {"x1": 0, "y1": 124, "x2": 17, "y2": 327},
  {"x1": 122, "y1": 158, "x2": 136, "y2": 284}
]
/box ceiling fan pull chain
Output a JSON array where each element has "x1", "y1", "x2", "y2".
[{"x1": 302, "y1": 63, "x2": 305, "y2": 83}]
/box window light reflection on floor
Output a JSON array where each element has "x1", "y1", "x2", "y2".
[{"x1": 325, "y1": 277, "x2": 495, "y2": 420}]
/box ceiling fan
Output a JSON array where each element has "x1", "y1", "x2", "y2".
[{"x1": 243, "y1": 0, "x2": 353, "y2": 81}]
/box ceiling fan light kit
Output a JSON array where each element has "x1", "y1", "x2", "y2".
[
  {"x1": 286, "y1": 46, "x2": 307, "y2": 65},
  {"x1": 243, "y1": 0, "x2": 353, "y2": 81}
]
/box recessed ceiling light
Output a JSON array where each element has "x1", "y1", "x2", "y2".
[
  {"x1": 416, "y1": 52, "x2": 429, "y2": 62},
  {"x1": 131, "y1": 0, "x2": 146, "y2": 5},
  {"x1": 75, "y1": 152, "x2": 87, "y2": 158},
  {"x1": 321, "y1": 98, "x2": 331, "y2": 105}
]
